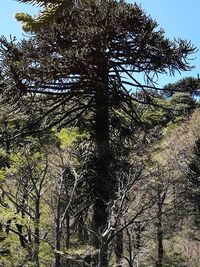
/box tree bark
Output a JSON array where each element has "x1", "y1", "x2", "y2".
[
  {"x1": 65, "y1": 214, "x2": 70, "y2": 249},
  {"x1": 92, "y1": 66, "x2": 112, "y2": 267},
  {"x1": 156, "y1": 194, "x2": 164, "y2": 267},
  {"x1": 115, "y1": 230, "x2": 123, "y2": 267},
  {"x1": 33, "y1": 197, "x2": 40, "y2": 267},
  {"x1": 55, "y1": 199, "x2": 61, "y2": 267}
]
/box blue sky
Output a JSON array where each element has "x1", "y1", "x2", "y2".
[
  {"x1": 1, "y1": 0, "x2": 200, "y2": 86},
  {"x1": 135, "y1": 0, "x2": 200, "y2": 86}
]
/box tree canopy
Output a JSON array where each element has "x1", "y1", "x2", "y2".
[{"x1": 163, "y1": 77, "x2": 200, "y2": 97}]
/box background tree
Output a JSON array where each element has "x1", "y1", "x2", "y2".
[
  {"x1": 163, "y1": 77, "x2": 200, "y2": 97},
  {"x1": 169, "y1": 92, "x2": 196, "y2": 116}
]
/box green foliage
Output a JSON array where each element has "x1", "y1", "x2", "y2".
[
  {"x1": 39, "y1": 241, "x2": 54, "y2": 266},
  {"x1": 0, "y1": 168, "x2": 7, "y2": 180},
  {"x1": 0, "y1": 149, "x2": 10, "y2": 180},
  {"x1": 55, "y1": 128, "x2": 89, "y2": 149},
  {"x1": 163, "y1": 77, "x2": 200, "y2": 97},
  {"x1": 170, "y1": 92, "x2": 195, "y2": 108},
  {"x1": 0, "y1": 233, "x2": 28, "y2": 267},
  {"x1": 15, "y1": 0, "x2": 72, "y2": 32},
  {"x1": 142, "y1": 108, "x2": 168, "y2": 127}
]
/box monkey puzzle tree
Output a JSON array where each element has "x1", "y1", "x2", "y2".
[
  {"x1": 163, "y1": 77, "x2": 200, "y2": 97},
  {"x1": 0, "y1": 1, "x2": 196, "y2": 266}
]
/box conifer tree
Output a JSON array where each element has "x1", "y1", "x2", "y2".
[{"x1": 0, "y1": 1, "x2": 196, "y2": 266}]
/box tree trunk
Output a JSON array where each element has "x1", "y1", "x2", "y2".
[
  {"x1": 33, "y1": 197, "x2": 40, "y2": 267},
  {"x1": 55, "y1": 199, "x2": 61, "y2": 267},
  {"x1": 15, "y1": 223, "x2": 28, "y2": 248},
  {"x1": 65, "y1": 214, "x2": 70, "y2": 249},
  {"x1": 98, "y1": 244, "x2": 108, "y2": 267},
  {"x1": 115, "y1": 230, "x2": 123, "y2": 267},
  {"x1": 92, "y1": 66, "x2": 112, "y2": 267},
  {"x1": 156, "y1": 196, "x2": 164, "y2": 267}
]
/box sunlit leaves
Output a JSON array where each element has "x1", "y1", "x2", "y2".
[
  {"x1": 54, "y1": 128, "x2": 89, "y2": 149},
  {"x1": 15, "y1": 0, "x2": 73, "y2": 32}
]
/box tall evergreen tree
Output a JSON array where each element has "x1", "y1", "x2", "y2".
[{"x1": 0, "y1": 1, "x2": 196, "y2": 266}]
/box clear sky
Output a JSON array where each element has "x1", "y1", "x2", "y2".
[{"x1": 1, "y1": 0, "x2": 200, "y2": 86}]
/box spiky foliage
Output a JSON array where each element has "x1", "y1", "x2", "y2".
[
  {"x1": 0, "y1": 1, "x2": 195, "y2": 135},
  {"x1": 163, "y1": 77, "x2": 200, "y2": 97},
  {"x1": 0, "y1": 1, "x2": 197, "y2": 265},
  {"x1": 3, "y1": 2, "x2": 196, "y2": 98},
  {"x1": 15, "y1": 0, "x2": 74, "y2": 32}
]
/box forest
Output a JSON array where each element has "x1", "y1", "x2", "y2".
[{"x1": 0, "y1": 1, "x2": 199, "y2": 267}]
